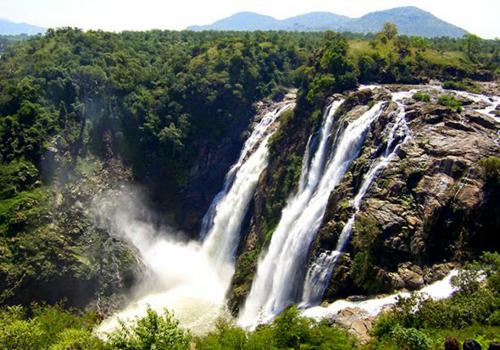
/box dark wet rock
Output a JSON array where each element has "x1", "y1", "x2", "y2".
[
  {"x1": 384, "y1": 271, "x2": 406, "y2": 290},
  {"x1": 444, "y1": 337, "x2": 460, "y2": 350},
  {"x1": 465, "y1": 112, "x2": 498, "y2": 129},
  {"x1": 463, "y1": 339, "x2": 482, "y2": 350},
  {"x1": 444, "y1": 120, "x2": 474, "y2": 131},
  {"x1": 405, "y1": 109, "x2": 420, "y2": 121},
  {"x1": 423, "y1": 263, "x2": 455, "y2": 284}
]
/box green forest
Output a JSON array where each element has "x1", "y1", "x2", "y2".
[{"x1": 0, "y1": 24, "x2": 499, "y2": 349}]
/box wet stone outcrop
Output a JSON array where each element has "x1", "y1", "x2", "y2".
[
  {"x1": 313, "y1": 85, "x2": 499, "y2": 299},
  {"x1": 230, "y1": 84, "x2": 499, "y2": 311}
]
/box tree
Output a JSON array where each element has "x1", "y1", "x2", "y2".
[
  {"x1": 382, "y1": 22, "x2": 398, "y2": 41},
  {"x1": 109, "y1": 308, "x2": 191, "y2": 350},
  {"x1": 464, "y1": 33, "x2": 481, "y2": 62}
]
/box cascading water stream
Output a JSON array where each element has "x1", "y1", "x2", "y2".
[
  {"x1": 96, "y1": 100, "x2": 293, "y2": 336},
  {"x1": 300, "y1": 91, "x2": 412, "y2": 306},
  {"x1": 202, "y1": 103, "x2": 294, "y2": 274},
  {"x1": 302, "y1": 269, "x2": 459, "y2": 320},
  {"x1": 200, "y1": 104, "x2": 291, "y2": 239},
  {"x1": 239, "y1": 100, "x2": 387, "y2": 328}
]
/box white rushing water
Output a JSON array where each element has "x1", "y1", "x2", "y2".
[
  {"x1": 94, "y1": 193, "x2": 229, "y2": 336},
  {"x1": 97, "y1": 102, "x2": 293, "y2": 336},
  {"x1": 302, "y1": 270, "x2": 459, "y2": 320},
  {"x1": 202, "y1": 103, "x2": 294, "y2": 274},
  {"x1": 200, "y1": 103, "x2": 292, "y2": 239},
  {"x1": 301, "y1": 91, "x2": 412, "y2": 306},
  {"x1": 239, "y1": 100, "x2": 387, "y2": 328},
  {"x1": 452, "y1": 90, "x2": 500, "y2": 121}
]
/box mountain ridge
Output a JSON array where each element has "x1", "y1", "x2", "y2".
[
  {"x1": 0, "y1": 18, "x2": 45, "y2": 35},
  {"x1": 187, "y1": 6, "x2": 468, "y2": 38}
]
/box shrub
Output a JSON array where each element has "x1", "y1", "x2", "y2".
[
  {"x1": 196, "y1": 306, "x2": 357, "y2": 350},
  {"x1": 480, "y1": 156, "x2": 500, "y2": 185},
  {"x1": 443, "y1": 80, "x2": 468, "y2": 91},
  {"x1": 109, "y1": 308, "x2": 191, "y2": 350},
  {"x1": 442, "y1": 80, "x2": 479, "y2": 93},
  {"x1": 350, "y1": 251, "x2": 383, "y2": 294},
  {"x1": 438, "y1": 95, "x2": 462, "y2": 111},
  {"x1": 0, "y1": 160, "x2": 39, "y2": 200},
  {"x1": 0, "y1": 319, "x2": 45, "y2": 350},
  {"x1": 413, "y1": 92, "x2": 431, "y2": 102},
  {"x1": 196, "y1": 319, "x2": 246, "y2": 350},
  {"x1": 371, "y1": 312, "x2": 398, "y2": 338},
  {"x1": 49, "y1": 328, "x2": 103, "y2": 350},
  {"x1": 271, "y1": 306, "x2": 313, "y2": 348},
  {"x1": 390, "y1": 325, "x2": 431, "y2": 350},
  {"x1": 487, "y1": 310, "x2": 500, "y2": 326},
  {"x1": 0, "y1": 304, "x2": 104, "y2": 350}
]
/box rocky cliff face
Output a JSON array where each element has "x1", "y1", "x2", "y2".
[
  {"x1": 0, "y1": 130, "x2": 143, "y2": 312},
  {"x1": 315, "y1": 85, "x2": 499, "y2": 300},
  {"x1": 230, "y1": 83, "x2": 499, "y2": 312},
  {"x1": 159, "y1": 100, "x2": 280, "y2": 237}
]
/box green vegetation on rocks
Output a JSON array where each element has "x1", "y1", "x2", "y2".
[
  {"x1": 413, "y1": 92, "x2": 431, "y2": 102},
  {"x1": 370, "y1": 252, "x2": 500, "y2": 349},
  {"x1": 437, "y1": 95, "x2": 462, "y2": 111}
]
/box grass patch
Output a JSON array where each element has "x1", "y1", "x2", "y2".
[
  {"x1": 438, "y1": 95, "x2": 462, "y2": 111},
  {"x1": 413, "y1": 92, "x2": 431, "y2": 102}
]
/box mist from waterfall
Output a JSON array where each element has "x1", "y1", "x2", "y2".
[
  {"x1": 96, "y1": 100, "x2": 293, "y2": 336},
  {"x1": 238, "y1": 100, "x2": 387, "y2": 328},
  {"x1": 300, "y1": 91, "x2": 412, "y2": 306}
]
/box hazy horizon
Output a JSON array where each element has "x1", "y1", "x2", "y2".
[{"x1": 1, "y1": 0, "x2": 499, "y2": 38}]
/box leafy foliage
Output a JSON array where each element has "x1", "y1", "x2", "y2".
[
  {"x1": 442, "y1": 80, "x2": 479, "y2": 93},
  {"x1": 413, "y1": 92, "x2": 431, "y2": 102},
  {"x1": 437, "y1": 95, "x2": 462, "y2": 111},
  {"x1": 0, "y1": 304, "x2": 104, "y2": 350},
  {"x1": 196, "y1": 306, "x2": 357, "y2": 350},
  {"x1": 390, "y1": 325, "x2": 431, "y2": 350},
  {"x1": 480, "y1": 156, "x2": 500, "y2": 185},
  {"x1": 370, "y1": 252, "x2": 500, "y2": 349},
  {"x1": 109, "y1": 307, "x2": 191, "y2": 350}
]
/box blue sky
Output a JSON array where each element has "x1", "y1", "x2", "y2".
[{"x1": 1, "y1": 0, "x2": 499, "y2": 38}]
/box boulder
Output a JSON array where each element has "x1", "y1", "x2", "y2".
[
  {"x1": 444, "y1": 120, "x2": 474, "y2": 131},
  {"x1": 385, "y1": 272, "x2": 405, "y2": 290},
  {"x1": 444, "y1": 337, "x2": 460, "y2": 350},
  {"x1": 398, "y1": 263, "x2": 424, "y2": 289},
  {"x1": 333, "y1": 307, "x2": 374, "y2": 344},
  {"x1": 465, "y1": 112, "x2": 497, "y2": 129},
  {"x1": 463, "y1": 340, "x2": 482, "y2": 350}
]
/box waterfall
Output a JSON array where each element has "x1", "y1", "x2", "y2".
[
  {"x1": 202, "y1": 102, "x2": 294, "y2": 274},
  {"x1": 238, "y1": 100, "x2": 386, "y2": 328},
  {"x1": 96, "y1": 100, "x2": 293, "y2": 336},
  {"x1": 200, "y1": 104, "x2": 291, "y2": 239},
  {"x1": 301, "y1": 92, "x2": 412, "y2": 306}
]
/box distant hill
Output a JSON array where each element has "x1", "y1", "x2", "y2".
[
  {"x1": 187, "y1": 6, "x2": 467, "y2": 38},
  {"x1": 0, "y1": 18, "x2": 45, "y2": 35}
]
